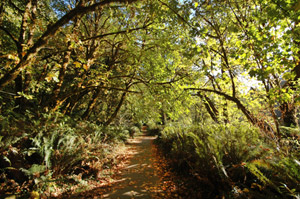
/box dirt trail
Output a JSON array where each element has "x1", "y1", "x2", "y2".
[
  {"x1": 58, "y1": 133, "x2": 201, "y2": 199},
  {"x1": 101, "y1": 134, "x2": 160, "y2": 199},
  {"x1": 63, "y1": 134, "x2": 180, "y2": 199}
]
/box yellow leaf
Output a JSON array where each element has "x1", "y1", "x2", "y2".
[
  {"x1": 7, "y1": 54, "x2": 20, "y2": 62},
  {"x1": 55, "y1": 63, "x2": 61, "y2": 68},
  {"x1": 83, "y1": 64, "x2": 89, "y2": 71},
  {"x1": 30, "y1": 191, "x2": 39, "y2": 199},
  {"x1": 4, "y1": 195, "x2": 16, "y2": 199},
  {"x1": 73, "y1": 61, "x2": 81, "y2": 68},
  {"x1": 194, "y1": 2, "x2": 198, "y2": 8},
  {"x1": 45, "y1": 76, "x2": 52, "y2": 82},
  {"x1": 243, "y1": 188, "x2": 249, "y2": 193}
]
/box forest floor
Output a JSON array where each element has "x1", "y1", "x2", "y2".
[{"x1": 59, "y1": 134, "x2": 198, "y2": 199}]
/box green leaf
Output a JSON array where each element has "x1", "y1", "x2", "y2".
[
  {"x1": 3, "y1": 156, "x2": 11, "y2": 166},
  {"x1": 20, "y1": 164, "x2": 46, "y2": 177},
  {"x1": 17, "y1": 92, "x2": 34, "y2": 100}
]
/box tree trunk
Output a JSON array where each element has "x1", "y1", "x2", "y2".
[
  {"x1": 81, "y1": 88, "x2": 102, "y2": 120},
  {"x1": 191, "y1": 88, "x2": 276, "y2": 135},
  {"x1": 104, "y1": 91, "x2": 127, "y2": 126},
  {"x1": 198, "y1": 93, "x2": 219, "y2": 123},
  {"x1": 278, "y1": 64, "x2": 300, "y2": 127},
  {"x1": 64, "y1": 89, "x2": 90, "y2": 115},
  {"x1": 14, "y1": 73, "x2": 23, "y2": 112},
  {"x1": 280, "y1": 102, "x2": 297, "y2": 127}
]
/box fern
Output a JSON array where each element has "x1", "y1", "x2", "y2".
[
  {"x1": 20, "y1": 164, "x2": 46, "y2": 177},
  {"x1": 246, "y1": 162, "x2": 271, "y2": 185}
]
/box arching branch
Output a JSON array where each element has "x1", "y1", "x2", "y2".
[
  {"x1": 187, "y1": 87, "x2": 275, "y2": 135},
  {"x1": 0, "y1": 0, "x2": 138, "y2": 89}
]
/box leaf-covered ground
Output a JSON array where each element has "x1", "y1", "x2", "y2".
[{"x1": 54, "y1": 134, "x2": 203, "y2": 199}]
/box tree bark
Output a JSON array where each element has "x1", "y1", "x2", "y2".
[
  {"x1": 14, "y1": 0, "x2": 34, "y2": 111},
  {"x1": 14, "y1": 74, "x2": 23, "y2": 112},
  {"x1": 278, "y1": 64, "x2": 300, "y2": 127},
  {"x1": 104, "y1": 90, "x2": 127, "y2": 126},
  {"x1": 81, "y1": 87, "x2": 102, "y2": 120},
  {"x1": 51, "y1": 41, "x2": 72, "y2": 111},
  {"x1": 280, "y1": 102, "x2": 297, "y2": 127},
  {"x1": 198, "y1": 93, "x2": 219, "y2": 123}
]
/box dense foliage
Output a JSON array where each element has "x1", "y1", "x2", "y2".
[
  {"x1": 157, "y1": 122, "x2": 300, "y2": 198},
  {"x1": 1, "y1": 0, "x2": 300, "y2": 198}
]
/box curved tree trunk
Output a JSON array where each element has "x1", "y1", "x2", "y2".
[{"x1": 189, "y1": 88, "x2": 276, "y2": 136}]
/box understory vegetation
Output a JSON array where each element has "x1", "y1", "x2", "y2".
[
  {"x1": 157, "y1": 122, "x2": 300, "y2": 198},
  {"x1": 0, "y1": 111, "x2": 139, "y2": 198}
]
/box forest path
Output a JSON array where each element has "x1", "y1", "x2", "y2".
[
  {"x1": 63, "y1": 134, "x2": 184, "y2": 199},
  {"x1": 101, "y1": 134, "x2": 160, "y2": 199}
]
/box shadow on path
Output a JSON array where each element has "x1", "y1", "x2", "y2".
[
  {"x1": 59, "y1": 133, "x2": 205, "y2": 199},
  {"x1": 65, "y1": 134, "x2": 161, "y2": 199},
  {"x1": 101, "y1": 135, "x2": 160, "y2": 199}
]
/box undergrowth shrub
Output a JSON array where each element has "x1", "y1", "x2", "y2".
[
  {"x1": 0, "y1": 112, "x2": 130, "y2": 198},
  {"x1": 157, "y1": 121, "x2": 300, "y2": 198},
  {"x1": 146, "y1": 121, "x2": 161, "y2": 136}
]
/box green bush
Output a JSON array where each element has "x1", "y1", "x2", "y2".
[{"x1": 157, "y1": 121, "x2": 300, "y2": 198}]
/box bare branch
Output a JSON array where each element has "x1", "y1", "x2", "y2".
[
  {"x1": 158, "y1": 0, "x2": 191, "y2": 27},
  {"x1": 186, "y1": 87, "x2": 258, "y2": 126},
  {"x1": 84, "y1": 85, "x2": 140, "y2": 94},
  {"x1": 0, "y1": 90, "x2": 17, "y2": 96},
  {"x1": 82, "y1": 25, "x2": 151, "y2": 41}
]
